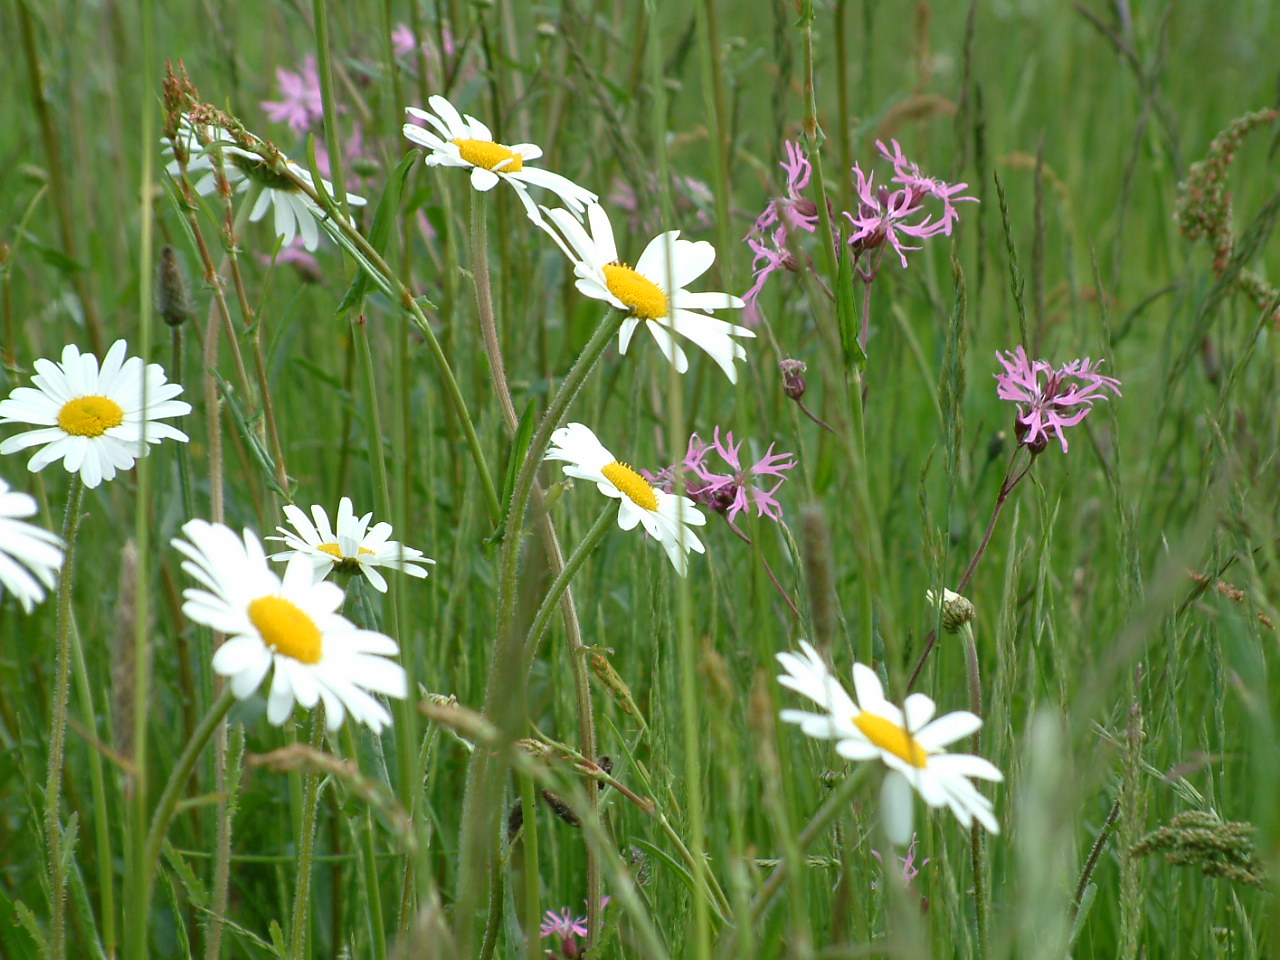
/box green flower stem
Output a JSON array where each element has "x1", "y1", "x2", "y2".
[
  {"x1": 747, "y1": 764, "x2": 873, "y2": 926},
  {"x1": 131, "y1": 686, "x2": 237, "y2": 957},
  {"x1": 799, "y1": 2, "x2": 881, "y2": 671},
  {"x1": 342, "y1": 725, "x2": 389, "y2": 960},
  {"x1": 44, "y1": 476, "x2": 84, "y2": 960},
  {"x1": 282, "y1": 164, "x2": 501, "y2": 524},
  {"x1": 289, "y1": 716, "x2": 326, "y2": 960},
  {"x1": 518, "y1": 772, "x2": 542, "y2": 960},
  {"x1": 960, "y1": 621, "x2": 990, "y2": 959},
  {"x1": 311, "y1": 0, "x2": 349, "y2": 218},
  {"x1": 68, "y1": 616, "x2": 115, "y2": 957},
  {"x1": 521, "y1": 504, "x2": 616, "y2": 674},
  {"x1": 455, "y1": 309, "x2": 622, "y2": 952},
  {"x1": 469, "y1": 189, "x2": 603, "y2": 929}
]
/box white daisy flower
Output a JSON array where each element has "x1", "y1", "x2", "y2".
[
  {"x1": 538, "y1": 203, "x2": 755, "y2": 383},
  {"x1": 544, "y1": 422, "x2": 706, "y2": 576},
  {"x1": 165, "y1": 114, "x2": 366, "y2": 252},
  {"x1": 776, "y1": 640, "x2": 1003, "y2": 842},
  {"x1": 266, "y1": 496, "x2": 435, "y2": 593},
  {"x1": 0, "y1": 340, "x2": 191, "y2": 489},
  {"x1": 402, "y1": 95, "x2": 597, "y2": 222},
  {"x1": 172, "y1": 519, "x2": 408, "y2": 733},
  {"x1": 0, "y1": 476, "x2": 64, "y2": 613}
]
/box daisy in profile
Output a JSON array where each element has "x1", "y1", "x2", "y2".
[
  {"x1": 777, "y1": 641, "x2": 1003, "y2": 842},
  {"x1": 267, "y1": 497, "x2": 435, "y2": 593},
  {"x1": 545, "y1": 422, "x2": 706, "y2": 576},
  {"x1": 165, "y1": 113, "x2": 366, "y2": 252},
  {"x1": 538, "y1": 204, "x2": 754, "y2": 382},
  {"x1": 172, "y1": 519, "x2": 407, "y2": 732},
  {"x1": 0, "y1": 340, "x2": 191, "y2": 489},
  {"x1": 403, "y1": 95, "x2": 596, "y2": 222},
  {"x1": 0, "y1": 477, "x2": 64, "y2": 613}
]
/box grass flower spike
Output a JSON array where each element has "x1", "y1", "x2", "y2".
[
  {"x1": 267, "y1": 497, "x2": 435, "y2": 593},
  {"x1": 539, "y1": 204, "x2": 755, "y2": 382},
  {"x1": 166, "y1": 114, "x2": 366, "y2": 251},
  {"x1": 994, "y1": 346, "x2": 1122, "y2": 453},
  {"x1": 403, "y1": 95, "x2": 597, "y2": 222},
  {"x1": 545, "y1": 422, "x2": 706, "y2": 575},
  {"x1": 0, "y1": 340, "x2": 191, "y2": 489},
  {"x1": 0, "y1": 477, "x2": 64, "y2": 613},
  {"x1": 777, "y1": 640, "x2": 1002, "y2": 842},
  {"x1": 173, "y1": 520, "x2": 408, "y2": 732}
]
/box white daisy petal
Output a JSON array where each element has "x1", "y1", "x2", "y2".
[
  {"x1": 267, "y1": 497, "x2": 434, "y2": 594},
  {"x1": 543, "y1": 422, "x2": 705, "y2": 576},
  {"x1": 405, "y1": 95, "x2": 596, "y2": 213},
  {"x1": 0, "y1": 341, "x2": 189, "y2": 488},
  {"x1": 776, "y1": 645, "x2": 1004, "y2": 838},
  {"x1": 172, "y1": 520, "x2": 409, "y2": 733},
  {"x1": 0, "y1": 478, "x2": 64, "y2": 613}
]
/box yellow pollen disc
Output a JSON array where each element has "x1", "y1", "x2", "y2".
[
  {"x1": 57, "y1": 395, "x2": 125, "y2": 438},
  {"x1": 601, "y1": 461, "x2": 659, "y2": 512},
  {"x1": 854, "y1": 712, "x2": 929, "y2": 768},
  {"x1": 603, "y1": 263, "x2": 668, "y2": 321},
  {"x1": 317, "y1": 543, "x2": 375, "y2": 560},
  {"x1": 248, "y1": 595, "x2": 323, "y2": 664},
  {"x1": 451, "y1": 138, "x2": 524, "y2": 172}
]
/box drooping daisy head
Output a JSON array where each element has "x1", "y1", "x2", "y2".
[
  {"x1": 0, "y1": 340, "x2": 191, "y2": 489},
  {"x1": 545, "y1": 422, "x2": 707, "y2": 576},
  {"x1": 538, "y1": 203, "x2": 755, "y2": 382},
  {"x1": 164, "y1": 112, "x2": 366, "y2": 251},
  {"x1": 776, "y1": 641, "x2": 1003, "y2": 842},
  {"x1": 0, "y1": 476, "x2": 64, "y2": 613},
  {"x1": 403, "y1": 95, "x2": 597, "y2": 223},
  {"x1": 172, "y1": 519, "x2": 407, "y2": 733},
  {"x1": 267, "y1": 497, "x2": 435, "y2": 594}
]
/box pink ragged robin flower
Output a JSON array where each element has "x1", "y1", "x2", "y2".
[
  {"x1": 994, "y1": 346, "x2": 1122, "y2": 454},
  {"x1": 540, "y1": 897, "x2": 609, "y2": 958},
  {"x1": 261, "y1": 56, "x2": 329, "y2": 135},
  {"x1": 651, "y1": 427, "x2": 797, "y2": 524},
  {"x1": 844, "y1": 139, "x2": 976, "y2": 268},
  {"x1": 742, "y1": 141, "x2": 822, "y2": 323}
]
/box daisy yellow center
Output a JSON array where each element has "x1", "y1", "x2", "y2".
[
  {"x1": 58, "y1": 395, "x2": 125, "y2": 437},
  {"x1": 450, "y1": 138, "x2": 524, "y2": 172},
  {"x1": 601, "y1": 461, "x2": 658, "y2": 512},
  {"x1": 317, "y1": 543, "x2": 375, "y2": 560},
  {"x1": 248, "y1": 595, "x2": 323, "y2": 664},
  {"x1": 854, "y1": 712, "x2": 929, "y2": 768},
  {"x1": 603, "y1": 262, "x2": 668, "y2": 321}
]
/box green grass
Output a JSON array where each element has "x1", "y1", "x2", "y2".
[{"x1": 1, "y1": 0, "x2": 1278, "y2": 957}]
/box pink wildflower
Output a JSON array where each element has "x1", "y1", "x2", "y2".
[
  {"x1": 392, "y1": 23, "x2": 419, "y2": 57},
  {"x1": 261, "y1": 56, "x2": 329, "y2": 135},
  {"x1": 844, "y1": 139, "x2": 975, "y2": 268},
  {"x1": 994, "y1": 346, "x2": 1122, "y2": 453},
  {"x1": 539, "y1": 897, "x2": 609, "y2": 958},
  {"x1": 257, "y1": 239, "x2": 321, "y2": 283},
  {"x1": 652, "y1": 428, "x2": 796, "y2": 524},
  {"x1": 742, "y1": 141, "x2": 822, "y2": 323}
]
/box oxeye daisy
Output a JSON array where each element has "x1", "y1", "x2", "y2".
[
  {"x1": 402, "y1": 94, "x2": 597, "y2": 222},
  {"x1": 545, "y1": 422, "x2": 706, "y2": 576},
  {"x1": 777, "y1": 641, "x2": 1003, "y2": 843},
  {"x1": 172, "y1": 519, "x2": 408, "y2": 733},
  {"x1": 0, "y1": 477, "x2": 64, "y2": 613},
  {"x1": 165, "y1": 113, "x2": 366, "y2": 252},
  {"x1": 0, "y1": 340, "x2": 191, "y2": 489},
  {"x1": 538, "y1": 203, "x2": 755, "y2": 382},
  {"x1": 267, "y1": 496, "x2": 435, "y2": 593}
]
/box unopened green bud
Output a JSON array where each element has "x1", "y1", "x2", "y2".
[{"x1": 927, "y1": 587, "x2": 975, "y2": 633}]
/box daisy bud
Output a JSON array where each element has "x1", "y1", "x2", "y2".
[
  {"x1": 157, "y1": 245, "x2": 194, "y2": 327},
  {"x1": 779, "y1": 358, "x2": 807, "y2": 400},
  {"x1": 926, "y1": 587, "x2": 975, "y2": 633}
]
